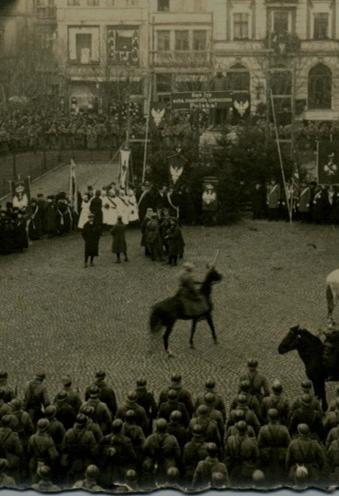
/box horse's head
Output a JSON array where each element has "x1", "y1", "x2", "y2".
[
  {"x1": 206, "y1": 265, "x2": 223, "y2": 284},
  {"x1": 278, "y1": 325, "x2": 302, "y2": 354}
]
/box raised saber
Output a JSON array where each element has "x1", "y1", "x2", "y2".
[{"x1": 211, "y1": 249, "x2": 220, "y2": 267}]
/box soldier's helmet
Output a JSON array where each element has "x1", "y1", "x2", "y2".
[
  {"x1": 88, "y1": 386, "x2": 99, "y2": 398},
  {"x1": 156, "y1": 418, "x2": 167, "y2": 432},
  {"x1": 37, "y1": 465, "x2": 51, "y2": 480},
  {"x1": 192, "y1": 424, "x2": 204, "y2": 437},
  {"x1": 206, "y1": 442, "x2": 218, "y2": 456},
  {"x1": 45, "y1": 405, "x2": 57, "y2": 419},
  {"x1": 170, "y1": 410, "x2": 182, "y2": 422},
  {"x1": 37, "y1": 418, "x2": 50, "y2": 432},
  {"x1": 112, "y1": 419, "x2": 123, "y2": 434},
  {"x1": 197, "y1": 405, "x2": 209, "y2": 416},
  {"x1": 136, "y1": 378, "x2": 147, "y2": 388},
  {"x1": 236, "y1": 420, "x2": 247, "y2": 433},
  {"x1": 247, "y1": 359, "x2": 258, "y2": 369},
  {"x1": 167, "y1": 467, "x2": 179, "y2": 480},
  {"x1": 168, "y1": 389, "x2": 178, "y2": 401},
  {"x1": 95, "y1": 370, "x2": 106, "y2": 380},
  {"x1": 205, "y1": 379, "x2": 215, "y2": 390},
  {"x1": 86, "y1": 465, "x2": 99, "y2": 480},
  {"x1": 204, "y1": 392, "x2": 216, "y2": 405},
  {"x1": 126, "y1": 469, "x2": 137, "y2": 482},
  {"x1": 75, "y1": 414, "x2": 87, "y2": 428},
  {"x1": 272, "y1": 380, "x2": 283, "y2": 393},
  {"x1": 127, "y1": 391, "x2": 137, "y2": 402},
  {"x1": 297, "y1": 423, "x2": 310, "y2": 436},
  {"x1": 267, "y1": 408, "x2": 279, "y2": 420},
  {"x1": 126, "y1": 410, "x2": 136, "y2": 421},
  {"x1": 183, "y1": 262, "x2": 194, "y2": 272}
]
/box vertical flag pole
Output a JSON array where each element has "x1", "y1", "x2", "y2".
[
  {"x1": 316, "y1": 139, "x2": 320, "y2": 184},
  {"x1": 270, "y1": 90, "x2": 292, "y2": 224},
  {"x1": 142, "y1": 73, "x2": 152, "y2": 185}
]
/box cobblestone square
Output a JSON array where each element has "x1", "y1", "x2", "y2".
[{"x1": 1, "y1": 212, "x2": 339, "y2": 406}]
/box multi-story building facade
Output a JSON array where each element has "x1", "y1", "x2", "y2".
[
  {"x1": 213, "y1": 0, "x2": 339, "y2": 122},
  {"x1": 149, "y1": 0, "x2": 214, "y2": 103},
  {"x1": 56, "y1": 0, "x2": 149, "y2": 111}
]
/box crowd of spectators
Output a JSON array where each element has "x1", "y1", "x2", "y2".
[{"x1": 0, "y1": 361, "x2": 338, "y2": 491}]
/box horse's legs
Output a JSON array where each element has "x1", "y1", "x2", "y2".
[
  {"x1": 326, "y1": 285, "x2": 335, "y2": 324},
  {"x1": 163, "y1": 324, "x2": 174, "y2": 357},
  {"x1": 313, "y1": 378, "x2": 327, "y2": 411},
  {"x1": 206, "y1": 313, "x2": 218, "y2": 344},
  {"x1": 189, "y1": 320, "x2": 197, "y2": 349}
]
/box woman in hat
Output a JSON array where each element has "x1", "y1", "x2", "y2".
[
  {"x1": 111, "y1": 216, "x2": 128, "y2": 263},
  {"x1": 82, "y1": 213, "x2": 102, "y2": 268}
]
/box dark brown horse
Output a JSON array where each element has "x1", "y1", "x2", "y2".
[
  {"x1": 149, "y1": 267, "x2": 222, "y2": 356},
  {"x1": 278, "y1": 325, "x2": 339, "y2": 410}
]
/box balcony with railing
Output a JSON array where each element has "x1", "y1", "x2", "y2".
[
  {"x1": 34, "y1": 6, "x2": 57, "y2": 21},
  {"x1": 151, "y1": 50, "x2": 211, "y2": 68}
]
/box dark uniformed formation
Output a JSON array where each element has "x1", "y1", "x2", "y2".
[
  {"x1": 253, "y1": 180, "x2": 339, "y2": 224},
  {"x1": 0, "y1": 364, "x2": 338, "y2": 490}
]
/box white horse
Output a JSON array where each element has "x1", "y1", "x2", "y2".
[{"x1": 326, "y1": 269, "x2": 339, "y2": 324}]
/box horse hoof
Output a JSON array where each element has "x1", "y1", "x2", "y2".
[
  {"x1": 190, "y1": 343, "x2": 195, "y2": 350},
  {"x1": 167, "y1": 350, "x2": 175, "y2": 358},
  {"x1": 213, "y1": 338, "x2": 218, "y2": 345}
]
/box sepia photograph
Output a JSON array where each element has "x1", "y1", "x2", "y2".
[{"x1": 1, "y1": 0, "x2": 339, "y2": 493}]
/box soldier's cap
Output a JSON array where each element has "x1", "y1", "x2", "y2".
[
  {"x1": 45, "y1": 405, "x2": 57, "y2": 418},
  {"x1": 205, "y1": 379, "x2": 215, "y2": 389},
  {"x1": 206, "y1": 442, "x2": 218, "y2": 456},
  {"x1": 126, "y1": 409, "x2": 136, "y2": 420},
  {"x1": 127, "y1": 391, "x2": 137, "y2": 402},
  {"x1": 1, "y1": 415, "x2": 14, "y2": 427},
  {"x1": 204, "y1": 392, "x2": 216, "y2": 404},
  {"x1": 171, "y1": 373, "x2": 182, "y2": 384},
  {"x1": 237, "y1": 394, "x2": 248, "y2": 405},
  {"x1": 55, "y1": 391, "x2": 67, "y2": 401},
  {"x1": 37, "y1": 464, "x2": 51, "y2": 479},
  {"x1": 170, "y1": 410, "x2": 182, "y2": 421},
  {"x1": 62, "y1": 375, "x2": 72, "y2": 386},
  {"x1": 156, "y1": 418, "x2": 168, "y2": 432},
  {"x1": 267, "y1": 408, "x2": 279, "y2": 420},
  {"x1": 168, "y1": 389, "x2": 178, "y2": 400},
  {"x1": 301, "y1": 380, "x2": 312, "y2": 390},
  {"x1": 247, "y1": 359, "x2": 258, "y2": 368},
  {"x1": 37, "y1": 418, "x2": 50, "y2": 431},
  {"x1": 9, "y1": 398, "x2": 22, "y2": 410},
  {"x1": 89, "y1": 385, "x2": 99, "y2": 397},
  {"x1": 239, "y1": 380, "x2": 250, "y2": 391},
  {"x1": 301, "y1": 393, "x2": 312, "y2": 405},
  {"x1": 252, "y1": 470, "x2": 265, "y2": 482},
  {"x1": 212, "y1": 472, "x2": 227, "y2": 484},
  {"x1": 75, "y1": 414, "x2": 87, "y2": 427},
  {"x1": 35, "y1": 372, "x2": 46, "y2": 381},
  {"x1": 80, "y1": 405, "x2": 94, "y2": 417},
  {"x1": 0, "y1": 459, "x2": 8, "y2": 472},
  {"x1": 197, "y1": 404, "x2": 209, "y2": 416},
  {"x1": 95, "y1": 370, "x2": 106, "y2": 379},
  {"x1": 236, "y1": 420, "x2": 247, "y2": 432},
  {"x1": 297, "y1": 423, "x2": 310, "y2": 436},
  {"x1": 272, "y1": 380, "x2": 283, "y2": 392},
  {"x1": 0, "y1": 371, "x2": 8, "y2": 379},
  {"x1": 167, "y1": 467, "x2": 179, "y2": 479},
  {"x1": 136, "y1": 378, "x2": 147, "y2": 388},
  {"x1": 85, "y1": 465, "x2": 99, "y2": 479},
  {"x1": 192, "y1": 424, "x2": 204, "y2": 437},
  {"x1": 112, "y1": 419, "x2": 123, "y2": 433},
  {"x1": 234, "y1": 409, "x2": 245, "y2": 421},
  {"x1": 126, "y1": 469, "x2": 137, "y2": 482}
]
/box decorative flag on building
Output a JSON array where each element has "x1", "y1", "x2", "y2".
[
  {"x1": 317, "y1": 141, "x2": 339, "y2": 185},
  {"x1": 107, "y1": 27, "x2": 139, "y2": 66},
  {"x1": 119, "y1": 148, "x2": 131, "y2": 190},
  {"x1": 69, "y1": 159, "x2": 79, "y2": 214}
]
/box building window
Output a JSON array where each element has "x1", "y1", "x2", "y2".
[
  {"x1": 157, "y1": 31, "x2": 170, "y2": 51},
  {"x1": 67, "y1": 0, "x2": 80, "y2": 5},
  {"x1": 69, "y1": 26, "x2": 100, "y2": 64},
  {"x1": 76, "y1": 33, "x2": 92, "y2": 63},
  {"x1": 175, "y1": 31, "x2": 189, "y2": 51},
  {"x1": 233, "y1": 13, "x2": 249, "y2": 40},
  {"x1": 193, "y1": 0, "x2": 203, "y2": 10},
  {"x1": 314, "y1": 13, "x2": 329, "y2": 39},
  {"x1": 228, "y1": 63, "x2": 250, "y2": 93},
  {"x1": 107, "y1": 26, "x2": 139, "y2": 66},
  {"x1": 193, "y1": 30, "x2": 207, "y2": 50},
  {"x1": 270, "y1": 70, "x2": 292, "y2": 95},
  {"x1": 156, "y1": 74, "x2": 172, "y2": 93},
  {"x1": 308, "y1": 63, "x2": 332, "y2": 109},
  {"x1": 87, "y1": 0, "x2": 99, "y2": 5},
  {"x1": 272, "y1": 10, "x2": 290, "y2": 33},
  {"x1": 158, "y1": 0, "x2": 169, "y2": 11}
]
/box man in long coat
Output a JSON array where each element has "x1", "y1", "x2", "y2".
[
  {"x1": 82, "y1": 213, "x2": 102, "y2": 268},
  {"x1": 111, "y1": 216, "x2": 128, "y2": 263}
]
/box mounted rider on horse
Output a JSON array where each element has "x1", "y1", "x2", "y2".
[
  {"x1": 176, "y1": 262, "x2": 210, "y2": 318},
  {"x1": 321, "y1": 326, "x2": 339, "y2": 379}
]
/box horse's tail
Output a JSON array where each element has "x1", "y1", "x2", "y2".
[{"x1": 149, "y1": 305, "x2": 164, "y2": 334}]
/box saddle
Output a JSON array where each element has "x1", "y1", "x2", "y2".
[{"x1": 323, "y1": 332, "x2": 339, "y2": 379}]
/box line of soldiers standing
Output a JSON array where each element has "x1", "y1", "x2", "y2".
[
  {"x1": 140, "y1": 208, "x2": 185, "y2": 265},
  {"x1": 253, "y1": 180, "x2": 339, "y2": 224},
  {"x1": 2, "y1": 363, "x2": 339, "y2": 491}
]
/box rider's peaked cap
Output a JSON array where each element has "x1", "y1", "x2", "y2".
[{"x1": 247, "y1": 359, "x2": 258, "y2": 368}]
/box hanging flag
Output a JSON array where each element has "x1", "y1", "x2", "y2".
[
  {"x1": 119, "y1": 148, "x2": 131, "y2": 190},
  {"x1": 318, "y1": 141, "x2": 339, "y2": 185},
  {"x1": 69, "y1": 159, "x2": 79, "y2": 214}
]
